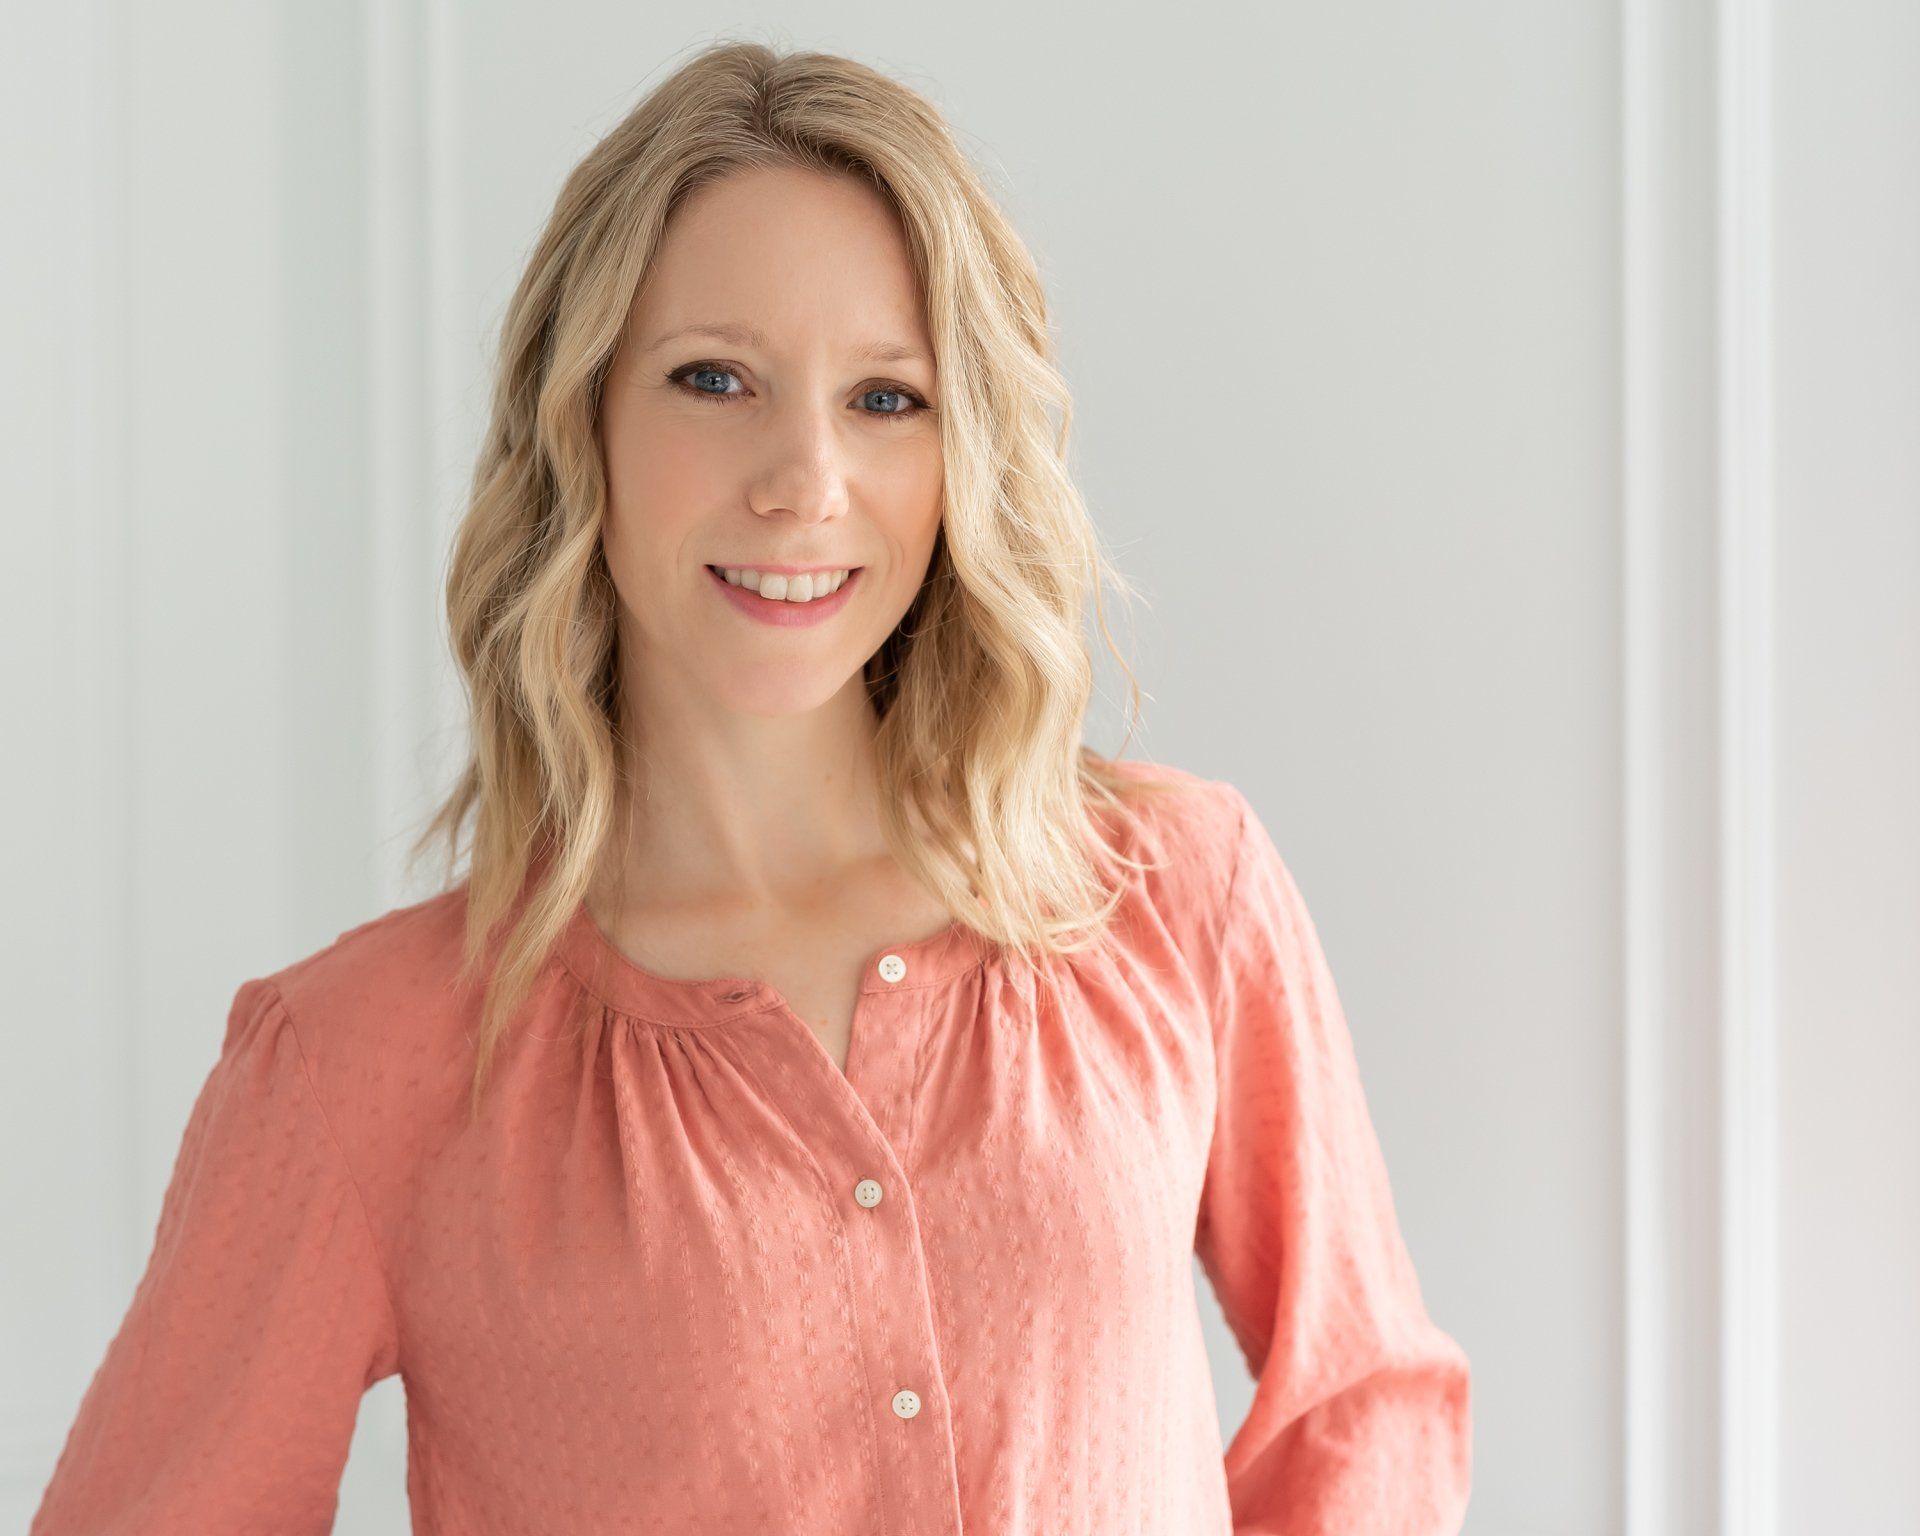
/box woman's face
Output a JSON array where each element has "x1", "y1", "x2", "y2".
[{"x1": 597, "y1": 164, "x2": 944, "y2": 720}]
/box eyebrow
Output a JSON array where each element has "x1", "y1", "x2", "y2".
[{"x1": 638, "y1": 320, "x2": 932, "y2": 368}]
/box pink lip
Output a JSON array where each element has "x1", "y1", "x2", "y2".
[
  {"x1": 713, "y1": 562, "x2": 855, "y2": 575},
  {"x1": 705, "y1": 564, "x2": 862, "y2": 628}
]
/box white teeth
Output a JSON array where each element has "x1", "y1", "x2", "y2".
[{"x1": 720, "y1": 567, "x2": 853, "y2": 603}]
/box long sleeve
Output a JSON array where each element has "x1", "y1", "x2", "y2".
[
  {"x1": 1193, "y1": 785, "x2": 1472, "y2": 1534},
  {"x1": 30, "y1": 977, "x2": 402, "y2": 1535}
]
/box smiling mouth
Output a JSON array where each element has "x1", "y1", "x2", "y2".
[
  {"x1": 704, "y1": 564, "x2": 865, "y2": 612},
  {"x1": 704, "y1": 565, "x2": 863, "y2": 594}
]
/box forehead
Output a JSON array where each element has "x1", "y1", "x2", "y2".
[{"x1": 631, "y1": 165, "x2": 931, "y2": 354}]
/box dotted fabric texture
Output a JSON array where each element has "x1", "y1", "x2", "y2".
[{"x1": 30, "y1": 763, "x2": 1471, "y2": 1534}]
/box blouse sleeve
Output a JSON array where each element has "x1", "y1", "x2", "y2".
[
  {"x1": 1193, "y1": 785, "x2": 1472, "y2": 1534},
  {"x1": 30, "y1": 977, "x2": 401, "y2": 1536}
]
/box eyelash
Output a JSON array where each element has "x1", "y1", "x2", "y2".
[{"x1": 664, "y1": 361, "x2": 932, "y2": 422}]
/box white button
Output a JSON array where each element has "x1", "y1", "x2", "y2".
[
  {"x1": 891, "y1": 1388, "x2": 921, "y2": 1419},
  {"x1": 877, "y1": 953, "x2": 907, "y2": 983},
  {"x1": 854, "y1": 1178, "x2": 884, "y2": 1207}
]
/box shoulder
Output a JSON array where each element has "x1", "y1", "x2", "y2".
[
  {"x1": 249, "y1": 884, "x2": 481, "y2": 1129},
  {"x1": 1093, "y1": 754, "x2": 1250, "y2": 890},
  {"x1": 1087, "y1": 754, "x2": 1256, "y2": 977},
  {"x1": 265, "y1": 884, "x2": 475, "y2": 1024}
]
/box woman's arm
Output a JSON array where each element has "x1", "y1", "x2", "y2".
[
  {"x1": 30, "y1": 978, "x2": 401, "y2": 1535},
  {"x1": 1193, "y1": 785, "x2": 1473, "y2": 1534}
]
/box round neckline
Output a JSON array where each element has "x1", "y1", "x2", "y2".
[{"x1": 555, "y1": 892, "x2": 993, "y2": 1027}]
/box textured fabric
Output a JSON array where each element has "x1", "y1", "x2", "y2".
[{"x1": 31, "y1": 763, "x2": 1471, "y2": 1534}]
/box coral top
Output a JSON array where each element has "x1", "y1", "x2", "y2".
[{"x1": 30, "y1": 765, "x2": 1471, "y2": 1534}]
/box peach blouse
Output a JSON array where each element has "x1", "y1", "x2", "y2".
[{"x1": 31, "y1": 764, "x2": 1471, "y2": 1534}]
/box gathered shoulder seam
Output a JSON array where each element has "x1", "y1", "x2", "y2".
[
  {"x1": 261, "y1": 979, "x2": 405, "y2": 1370},
  {"x1": 1201, "y1": 781, "x2": 1253, "y2": 1038}
]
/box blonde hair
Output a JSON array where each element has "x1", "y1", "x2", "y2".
[{"x1": 408, "y1": 38, "x2": 1194, "y2": 1121}]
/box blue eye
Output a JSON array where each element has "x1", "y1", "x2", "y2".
[
  {"x1": 670, "y1": 364, "x2": 744, "y2": 399},
  {"x1": 859, "y1": 386, "x2": 922, "y2": 417},
  {"x1": 664, "y1": 362, "x2": 932, "y2": 423}
]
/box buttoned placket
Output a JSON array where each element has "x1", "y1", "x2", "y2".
[
  {"x1": 735, "y1": 931, "x2": 982, "y2": 1536},
  {"x1": 559, "y1": 896, "x2": 984, "y2": 1534}
]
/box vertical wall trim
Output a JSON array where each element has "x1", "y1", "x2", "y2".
[
  {"x1": 1626, "y1": 0, "x2": 1779, "y2": 1529},
  {"x1": 426, "y1": 0, "x2": 461, "y2": 569},
  {"x1": 364, "y1": 0, "x2": 438, "y2": 908},
  {"x1": 1716, "y1": 0, "x2": 1779, "y2": 1531},
  {"x1": 1620, "y1": 0, "x2": 1665, "y2": 1527},
  {"x1": 365, "y1": 0, "x2": 464, "y2": 909},
  {"x1": 85, "y1": 0, "x2": 141, "y2": 1283}
]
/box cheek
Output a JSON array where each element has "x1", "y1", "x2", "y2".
[
  {"x1": 601, "y1": 422, "x2": 723, "y2": 574},
  {"x1": 606, "y1": 417, "x2": 721, "y2": 519},
  {"x1": 873, "y1": 439, "x2": 945, "y2": 556}
]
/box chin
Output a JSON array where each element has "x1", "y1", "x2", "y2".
[{"x1": 701, "y1": 663, "x2": 863, "y2": 719}]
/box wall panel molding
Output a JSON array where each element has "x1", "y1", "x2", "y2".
[
  {"x1": 1713, "y1": 0, "x2": 1778, "y2": 1532},
  {"x1": 1623, "y1": 0, "x2": 1778, "y2": 1532},
  {"x1": 366, "y1": 0, "x2": 441, "y2": 908}
]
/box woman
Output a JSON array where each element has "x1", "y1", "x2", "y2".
[{"x1": 32, "y1": 40, "x2": 1471, "y2": 1535}]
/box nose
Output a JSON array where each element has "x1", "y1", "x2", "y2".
[{"x1": 745, "y1": 395, "x2": 852, "y2": 526}]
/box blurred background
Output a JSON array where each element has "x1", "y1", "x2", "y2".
[{"x1": 3, "y1": 3, "x2": 1915, "y2": 1532}]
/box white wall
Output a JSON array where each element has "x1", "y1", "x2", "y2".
[
  {"x1": 2, "y1": 3, "x2": 1913, "y2": 1532},
  {"x1": 1773, "y1": 2, "x2": 1920, "y2": 1529}
]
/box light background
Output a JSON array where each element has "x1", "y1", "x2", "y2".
[{"x1": 3, "y1": 3, "x2": 1915, "y2": 1532}]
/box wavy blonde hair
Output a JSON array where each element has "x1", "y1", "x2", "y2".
[{"x1": 408, "y1": 38, "x2": 1195, "y2": 1121}]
